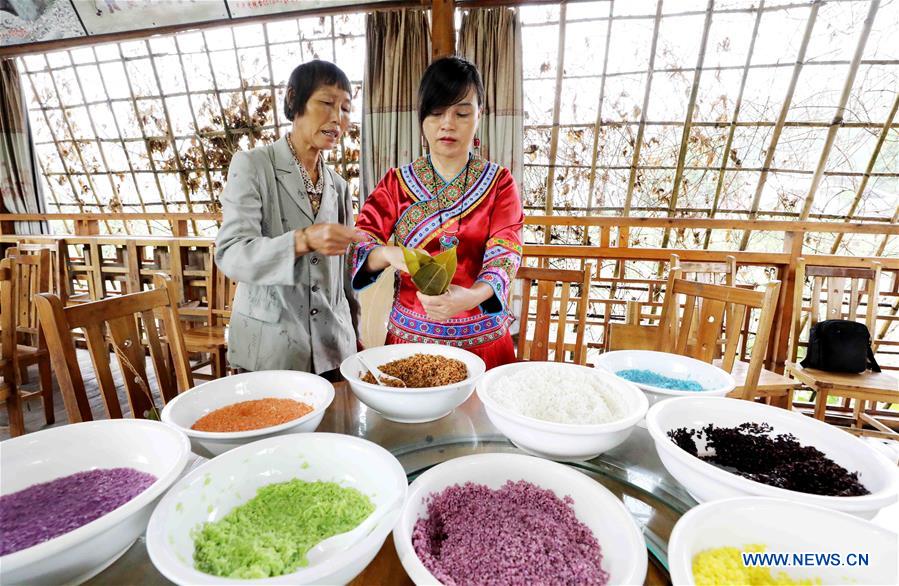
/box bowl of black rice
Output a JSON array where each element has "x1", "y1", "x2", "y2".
[{"x1": 645, "y1": 396, "x2": 899, "y2": 518}]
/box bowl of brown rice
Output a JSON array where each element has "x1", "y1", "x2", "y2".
[
  {"x1": 339, "y1": 344, "x2": 486, "y2": 423},
  {"x1": 160, "y1": 371, "x2": 335, "y2": 457}
]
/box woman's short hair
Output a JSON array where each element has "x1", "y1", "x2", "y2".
[
  {"x1": 418, "y1": 56, "x2": 485, "y2": 126},
  {"x1": 283, "y1": 60, "x2": 352, "y2": 120}
]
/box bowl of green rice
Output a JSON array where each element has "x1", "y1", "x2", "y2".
[{"x1": 146, "y1": 433, "x2": 407, "y2": 585}]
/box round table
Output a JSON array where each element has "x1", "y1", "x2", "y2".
[{"x1": 86, "y1": 381, "x2": 695, "y2": 585}]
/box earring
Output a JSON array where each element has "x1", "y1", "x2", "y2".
[{"x1": 473, "y1": 137, "x2": 481, "y2": 155}]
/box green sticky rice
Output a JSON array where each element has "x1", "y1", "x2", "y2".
[{"x1": 192, "y1": 479, "x2": 375, "y2": 579}]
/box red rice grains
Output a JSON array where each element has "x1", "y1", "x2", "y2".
[
  {"x1": 360, "y1": 354, "x2": 468, "y2": 388},
  {"x1": 412, "y1": 480, "x2": 609, "y2": 585},
  {"x1": 191, "y1": 398, "x2": 313, "y2": 432}
]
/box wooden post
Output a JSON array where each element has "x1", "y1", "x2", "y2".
[
  {"x1": 431, "y1": 0, "x2": 455, "y2": 59},
  {"x1": 171, "y1": 219, "x2": 189, "y2": 238},
  {"x1": 74, "y1": 219, "x2": 100, "y2": 236},
  {"x1": 769, "y1": 230, "x2": 804, "y2": 374},
  {"x1": 0, "y1": 199, "x2": 14, "y2": 235}
]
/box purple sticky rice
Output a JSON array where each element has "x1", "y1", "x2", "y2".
[
  {"x1": 412, "y1": 480, "x2": 609, "y2": 586},
  {"x1": 0, "y1": 467, "x2": 157, "y2": 556}
]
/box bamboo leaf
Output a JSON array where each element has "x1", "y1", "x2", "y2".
[
  {"x1": 413, "y1": 263, "x2": 449, "y2": 296},
  {"x1": 403, "y1": 245, "x2": 458, "y2": 296},
  {"x1": 434, "y1": 246, "x2": 457, "y2": 281},
  {"x1": 402, "y1": 246, "x2": 422, "y2": 275}
]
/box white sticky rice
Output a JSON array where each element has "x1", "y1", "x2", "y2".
[{"x1": 488, "y1": 365, "x2": 631, "y2": 425}]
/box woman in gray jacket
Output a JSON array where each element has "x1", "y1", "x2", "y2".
[{"x1": 215, "y1": 61, "x2": 364, "y2": 378}]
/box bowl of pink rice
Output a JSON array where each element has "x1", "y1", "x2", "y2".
[
  {"x1": 0, "y1": 419, "x2": 190, "y2": 585},
  {"x1": 393, "y1": 453, "x2": 647, "y2": 586}
]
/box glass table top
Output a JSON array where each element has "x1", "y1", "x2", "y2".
[{"x1": 86, "y1": 382, "x2": 695, "y2": 585}]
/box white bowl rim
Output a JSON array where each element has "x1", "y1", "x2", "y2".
[
  {"x1": 0, "y1": 419, "x2": 190, "y2": 571},
  {"x1": 146, "y1": 432, "x2": 408, "y2": 585},
  {"x1": 393, "y1": 452, "x2": 648, "y2": 585},
  {"x1": 477, "y1": 361, "x2": 649, "y2": 434},
  {"x1": 339, "y1": 343, "x2": 486, "y2": 394},
  {"x1": 667, "y1": 496, "x2": 899, "y2": 585},
  {"x1": 160, "y1": 370, "x2": 335, "y2": 440},
  {"x1": 645, "y1": 396, "x2": 899, "y2": 506},
  {"x1": 595, "y1": 350, "x2": 737, "y2": 396}
]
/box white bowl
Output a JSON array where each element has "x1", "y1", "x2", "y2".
[
  {"x1": 1, "y1": 420, "x2": 190, "y2": 586},
  {"x1": 669, "y1": 497, "x2": 898, "y2": 586},
  {"x1": 476, "y1": 361, "x2": 648, "y2": 461},
  {"x1": 393, "y1": 453, "x2": 647, "y2": 585},
  {"x1": 160, "y1": 370, "x2": 335, "y2": 457},
  {"x1": 339, "y1": 343, "x2": 485, "y2": 423},
  {"x1": 646, "y1": 397, "x2": 899, "y2": 518},
  {"x1": 595, "y1": 350, "x2": 736, "y2": 406},
  {"x1": 147, "y1": 433, "x2": 408, "y2": 585}
]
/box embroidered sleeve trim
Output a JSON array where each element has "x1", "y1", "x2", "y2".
[
  {"x1": 476, "y1": 237, "x2": 522, "y2": 315},
  {"x1": 349, "y1": 230, "x2": 385, "y2": 291}
]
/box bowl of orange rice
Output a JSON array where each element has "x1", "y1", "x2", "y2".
[{"x1": 160, "y1": 371, "x2": 335, "y2": 457}]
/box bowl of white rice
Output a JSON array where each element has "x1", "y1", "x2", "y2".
[{"x1": 476, "y1": 362, "x2": 648, "y2": 461}]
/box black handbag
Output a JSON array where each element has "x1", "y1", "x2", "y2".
[{"x1": 801, "y1": 319, "x2": 881, "y2": 373}]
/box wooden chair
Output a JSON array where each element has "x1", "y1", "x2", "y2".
[
  {"x1": 4, "y1": 247, "x2": 54, "y2": 427},
  {"x1": 515, "y1": 264, "x2": 592, "y2": 364},
  {"x1": 607, "y1": 254, "x2": 796, "y2": 405},
  {"x1": 607, "y1": 254, "x2": 738, "y2": 352},
  {"x1": 1, "y1": 258, "x2": 24, "y2": 436},
  {"x1": 12, "y1": 240, "x2": 68, "y2": 304},
  {"x1": 786, "y1": 259, "x2": 897, "y2": 438},
  {"x1": 34, "y1": 274, "x2": 193, "y2": 423},
  {"x1": 182, "y1": 264, "x2": 236, "y2": 380},
  {"x1": 606, "y1": 300, "x2": 661, "y2": 352},
  {"x1": 658, "y1": 274, "x2": 782, "y2": 402}
]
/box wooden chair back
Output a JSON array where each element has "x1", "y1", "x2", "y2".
[
  {"x1": 4, "y1": 248, "x2": 51, "y2": 347},
  {"x1": 675, "y1": 254, "x2": 737, "y2": 286},
  {"x1": 788, "y1": 259, "x2": 882, "y2": 363},
  {"x1": 616, "y1": 254, "x2": 736, "y2": 328},
  {"x1": 659, "y1": 277, "x2": 781, "y2": 400},
  {"x1": 1, "y1": 258, "x2": 22, "y2": 433},
  {"x1": 0, "y1": 259, "x2": 15, "y2": 374},
  {"x1": 8, "y1": 241, "x2": 68, "y2": 304},
  {"x1": 208, "y1": 261, "x2": 237, "y2": 327},
  {"x1": 515, "y1": 264, "x2": 592, "y2": 364},
  {"x1": 34, "y1": 274, "x2": 193, "y2": 423}
]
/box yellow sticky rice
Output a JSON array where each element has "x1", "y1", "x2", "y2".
[{"x1": 692, "y1": 544, "x2": 822, "y2": 586}]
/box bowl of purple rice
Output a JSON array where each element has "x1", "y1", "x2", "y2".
[
  {"x1": 0, "y1": 419, "x2": 190, "y2": 585},
  {"x1": 393, "y1": 453, "x2": 648, "y2": 585},
  {"x1": 645, "y1": 396, "x2": 899, "y2": 519}
]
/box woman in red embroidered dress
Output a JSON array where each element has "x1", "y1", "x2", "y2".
[{"x1": 350, "y1": 57, "x2": 523, "y2": 369}]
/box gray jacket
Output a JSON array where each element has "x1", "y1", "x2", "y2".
[{"x1": 214, "y1": 136, "x2": 360, "y2": 374}]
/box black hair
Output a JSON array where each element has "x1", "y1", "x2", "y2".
[
  {"x1": 283, "y1": 60, "x2": 352, "y2": 120},
  {"x1": 417, "y1": 56, "x2": 485, "y2": 126}
]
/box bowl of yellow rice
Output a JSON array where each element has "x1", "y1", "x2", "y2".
[{"x1": 668, "y1": 497, "x2": 897, "y2": 586}]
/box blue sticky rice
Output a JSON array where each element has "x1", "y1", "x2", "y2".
[{"x1": 615, "y1": 369, "x2": 705, "y2": 391}]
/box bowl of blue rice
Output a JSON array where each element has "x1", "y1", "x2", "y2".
[{"x1": 595, "y1": 350, "x2": 735, "y2": 406}]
